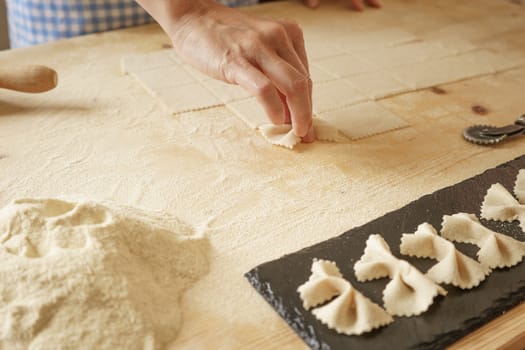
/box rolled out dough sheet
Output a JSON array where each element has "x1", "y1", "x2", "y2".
[
  {"x1": 227, "y1": 97, "x2": 268, "y2": 130},
  {"x1": 309, "y1": 64, "x2": 337, "y2": 83},
  {"x1": 318, "y1": 101, "x2": 409, "y2": 140},
  {"x1": 122, "y1": 48, "x2": 409, "y2": 149},
  {"x1": 333, "y1": 28, "x2": 420, "y2": 52},
  {"x1": 313, "y1": 80, "x2": 369, "y2": 114},
  {"x1": 155, "y1": 83, "x2": 222, "y2": 114},
  {"x1": 126, "y1": 65, "x2": 197, "y2": 93},
  {"x1": 388, "y1": 50, "x2": 520, "y2": 90},
  {"x1": 202, "y1": 78, "x2": 251, "y2": 103},
  {"x1": 344, "y1": 72, "x2": 411, "y2": 100},
  {"x1": 354, "y1": 41, "x2": 458, "y2": 70},
  {"x1": 121, "y1": 50, "x2": 176, "y2": 74},
  {"x1": 314, "y1": 54, "x2": 379, "y2": 78}
]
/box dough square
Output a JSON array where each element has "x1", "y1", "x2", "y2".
[
  {"x1": 121, "y1": 51, "x2": 175, "y2": 74},
  {"x1": 129, "y1": 65, "x2": 197, "y2": 92},
  {"x1": 166, "y1": 49, "x2": 183, "y2": 64},
  {"x1": 310, "y1": 64, "x2": 337, "y2": 83},
  {"x1": 315, "y1": 54, "x2": 379, "y2": 78},
  {"x1": 434, "y1": 38, "x2": 478, "y2": 55},
  {"x1": 313, "y1": 80, "x2": 369, "y2": 114},
  {"x1": 318, "y1": 101, "x2": 409, "y2": 140},
  {"x1": 155, "y1": 83, "x2": 223, "y2": 115},
  {"x1": 344, "y1": 72, "x2": 411, "y2": 100},
  {"x1": 465, "y1": 50, "x2": 525, "y2": 73},
  {"x1": 203, "y1": 79, "x2": 251, "y2": 103},
  {"x1": 227, "y1": 97, "x2": 268, "y2": 130},
  {"x1": 355, "y1": 41, "x2": 452, "y2": 70},
  {"x1": 181, "y1": 64, "x2": 213, "y2": 82},
  {"x1": 306, "y1": 42, "x2": 347, "y2": 61},
  {"x1": 337, "y1": 28, "x2": 419, "y2": 52},
  {"x1": 388, "y1": 50, "x2": 496, "y2": 90}
]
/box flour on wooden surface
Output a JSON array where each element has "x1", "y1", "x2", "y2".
[{"x1": 0, "y1": 198, "x2": 209, "y2": 350}]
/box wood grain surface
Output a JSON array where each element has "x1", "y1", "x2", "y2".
[{"x1": 0, "y1": 0, "x2": 524, "y2": 349}]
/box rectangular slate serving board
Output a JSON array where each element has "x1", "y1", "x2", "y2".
[{"x1": 245, "y1": 155, "x2": 525, "y2": 350}]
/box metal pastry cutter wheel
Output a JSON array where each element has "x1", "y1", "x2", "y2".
[{"x1": 463, "y1": 114, "x2": 525, "y2": 145}]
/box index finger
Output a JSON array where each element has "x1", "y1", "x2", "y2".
[{"x1": 256, "y1": 49, "x2": 313, "y2": 137}]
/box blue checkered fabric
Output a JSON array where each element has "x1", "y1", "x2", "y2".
[{"x1": 6, "y1": 0, "x2": 260, "y2": 48}]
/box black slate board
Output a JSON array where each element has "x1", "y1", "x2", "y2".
[{"x1": 245, "y1": 155, "x2": 525, "y2": 350}]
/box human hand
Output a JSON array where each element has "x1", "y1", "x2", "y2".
[
  {"x1": 146, "y1": 0, "x2": 314, "y2": 142},
  {"x1": 302, "y1": 0, "x2": 382, "y2": 11}
]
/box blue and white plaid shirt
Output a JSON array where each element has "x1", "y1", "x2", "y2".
[{"x1": 6, "y1": 0, "x2": 259, "y2": 48}]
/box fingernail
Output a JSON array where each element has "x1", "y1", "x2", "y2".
[
  {"x1": 307, "y1": 0, "x2": 320, "y2": 8},
  {"x1": 302, "y1": 125, "x2": 316, "y2": 143}
]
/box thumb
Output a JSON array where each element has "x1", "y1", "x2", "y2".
[{"x1": 303, "y1": 0, "x2": 321, "y2": 9}]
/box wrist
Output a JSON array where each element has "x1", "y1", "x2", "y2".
[{"x1": 138, "y1": 0, "x2": 222, "y2": 41}]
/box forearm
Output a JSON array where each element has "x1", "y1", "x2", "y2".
[{"x1": 135, "y1": 0, "x2": 223, "y2": 38}]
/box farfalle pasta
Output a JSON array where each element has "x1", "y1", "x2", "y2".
[
  {"x1": 481, "y1": 183, "x2": 525, "y2": 231},
  {"x1": 259, "y1": 118, "x2": 348, "y2": 149},
  {"x1": 400, "y1": 223, "x2": 489, "y2": 289},
  {"x1": 297, "y1": 259, "x2": 393, "y2": 335},
  {"x1": 513, "y1": 169, "x2": 525, "y2": 203},
  {"x1": 441, "y1": 213, "x2": 525, "y2": 269},
  {"x1": 354, "y1": 235, "x2": 447, "y2": 317}
]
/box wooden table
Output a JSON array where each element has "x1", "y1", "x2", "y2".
[{"x1": 0, "y1": 0, "x2": 524, "y2": 349}]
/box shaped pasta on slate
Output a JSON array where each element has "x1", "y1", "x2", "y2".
[
  {"x1": 297, "y1": 259, "x2": 393, "y2": 335},
  {"x1": 481, "y1": 183, "x2": 525, "y2": 230},
  {"x1": 441, "y1": 213, "x2": 525, "y2": 269},
  {"x1": 354, "y1": 235, "x2": 447, "y2": 317},
  {"x1": 400, "y1": 223, "x2": 490, "y2": 289},
  {"x1": 514, "y1": 169, "x2": 525, "y2": 203}
]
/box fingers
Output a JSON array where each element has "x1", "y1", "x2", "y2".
[
  {"x1": 366, "y1": 0, "x2": 382, "y2": 8},
  {"x1": 261, "y1": 20, "x2": 314, "y2": 139},
  {"x1": 303, "y1": 0, "x2": 321, "y2": 9},
  {"x1": 209, "y1": 12, "x2": 314, "y2": 141},
  {"x1": 276, "y1": 19, "x2": 309, "y2": 74},
  {"x1": 228, "y1": 58, "x2": 286, "y2": 125},
  {"x1": 279, "y1": 21, "x2": 315, "y2": 142},
  {"x1": 255, "y1": 47, "x2": 312, "y2": 138},
  {"x1": 302, "y1": 125, "x2": 316, "y2": 143},
  {"x1": 351, "y1": 0, "x2": 382, "y2": 10},
  {"x1": 305, "y1": 0, "x2": 381, "y2": 11}
]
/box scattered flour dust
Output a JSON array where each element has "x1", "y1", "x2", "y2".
[{"x1": 0, "y1": 198, "x2": 209, "y2": 350}]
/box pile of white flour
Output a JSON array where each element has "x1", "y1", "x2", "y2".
[{"x1": 0, "y1": 198, "x2": 209, "y2": 349}]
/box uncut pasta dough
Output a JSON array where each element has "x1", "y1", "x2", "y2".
[
  {"x1": 0, "y1": 198, "x2": 209, "y2": 350},
  {"x1": 123, "y1": 50, "x2": 409, "y2": 149}
]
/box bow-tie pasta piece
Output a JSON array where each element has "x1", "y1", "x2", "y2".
[
  {"x1": 400, "y1": 223, "x2": 490, "y2": 289},
  {"x1": 259, "y1": 118, "x2": 349, "y2": 149},
  {"x1": 481, "y1": 183, "x2": 525, "y2": 230},
  {"x1": 228, "y1": 98, "x2": 348, "y2": 149},
  {"x1": 298, "y1": 259, "x2": 344, "y2": 309},
  {"x1": 297, "y1": 259, "x2": 393, "y2": 335},
  {"x1": 514, "y1": 169, "x2": 525, "y2": 203},
  {"x1": 441, "y1": 213, "x2": 525, "y2": 269},
  {"x1": 354, "y1": 235, "x2": 447, "y2": 317}
]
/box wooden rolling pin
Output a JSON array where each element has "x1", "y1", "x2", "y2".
[{"x1": 0, "y1": 65, "x2": 58, "y2": 93}]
